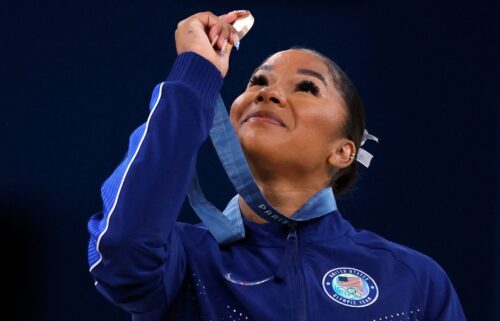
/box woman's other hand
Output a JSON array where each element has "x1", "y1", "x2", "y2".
[{"x1": 175, "y1": 11, "x2": 243, "y2": 77}]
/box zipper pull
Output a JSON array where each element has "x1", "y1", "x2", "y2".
[
  {"x1": 274, "y1": 224, "x2": 298, "y2": 281},
  {"x1": 287, "y1": 224, "x2": 297, "y2": 242}
]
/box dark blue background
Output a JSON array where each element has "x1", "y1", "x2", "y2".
[{"x1": 1, "y1": 1, "x2": 497, "y2": 320}]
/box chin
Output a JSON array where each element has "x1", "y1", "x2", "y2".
[{"x1": 237, "y1": 128, "x2": 288, "y2": 162}]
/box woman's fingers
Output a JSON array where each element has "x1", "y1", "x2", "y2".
[
  {"x1": 208, "y1": 20, "x2": 239, "y2": 52},
  {"x1": 219, "y1": 11, "x2": 245, "y2": 48},
  {"x1": 216, "y1": 24, "x2": 229, "y2": 50},
  {"x1": 193, "y1": 11, "x2": 219, "y2": 29},
  {"x1": 229, "y1": 32, "x2": 240, "y2": 50},
  {"x1": 178, "y1": 10, "x2": 244, "y2": 50},
  {"x1": 208, "y1": 24, "x2": 219, "y2": 46},
  {"x1": 175, "y1": 10, "x2": 246, "y2": 77}
]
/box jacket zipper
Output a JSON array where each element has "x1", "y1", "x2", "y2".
[{"x1": 288, "y1": 224, "x2": 308, "y2": 321}]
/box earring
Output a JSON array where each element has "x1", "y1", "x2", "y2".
[{"x1": 349, "y1": 153, "x2": 355, "y2": 160}]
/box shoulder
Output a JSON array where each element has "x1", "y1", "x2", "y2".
[
  {"x1": 347, "y1": 228, "x2": 451, "y2": 286},
  {"x1": 173, "y1": 221, "x2": 216, "y2": 247},
  {"x1": 349, "y1": 230, "x2": 465, "y2": 321},
  {"x1": 347, "y1": 228, "x2": 466, "y2": 319}
]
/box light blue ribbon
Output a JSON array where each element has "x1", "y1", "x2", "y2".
[{"x1": 187, "y1": 95, "x2": 337, "y2": 244}]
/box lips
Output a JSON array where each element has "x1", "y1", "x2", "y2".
[{"x1": 243, "y1": 111, "x2": 286, "y2": 127}]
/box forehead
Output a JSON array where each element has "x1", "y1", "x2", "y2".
[{"x1": 260, "y1": 50, "x2": 329, "y2": 77}]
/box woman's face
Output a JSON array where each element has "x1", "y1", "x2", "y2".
[{"x1": 230, "y1": 49, "x2": 351, "y2": 181}]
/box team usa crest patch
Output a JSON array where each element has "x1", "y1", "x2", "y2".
[{"x1": 322, "y1": 267, "x2": 379, "y2": 308}]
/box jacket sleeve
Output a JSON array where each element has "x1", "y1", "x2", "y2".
[
  {"x1": 415, "y1": 256, "x2": 467, "y2": 321},
  {"x1": 87, "y1": 52, "x2": 223, "y2": 318}
]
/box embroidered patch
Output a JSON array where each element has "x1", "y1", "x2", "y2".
[{"x1": 322, "y1": 267, "x2": 379, "y2": 308}]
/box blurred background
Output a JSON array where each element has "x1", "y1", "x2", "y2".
[{"x1": 1, "y1": 0, "x2": 497, "y2": 320}]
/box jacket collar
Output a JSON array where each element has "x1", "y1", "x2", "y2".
[{"x1": 227, "y1": 197, "x2": 355, "y2": 247}]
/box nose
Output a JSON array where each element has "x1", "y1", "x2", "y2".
[{"x1": 255, "y1": 87, "x2": 286, "y2": 108}]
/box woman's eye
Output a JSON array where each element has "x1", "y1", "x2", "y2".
[
  {"x1": 249, "y1": 75, "x2": 268, "y2": 87},
  {"x1": 295, "y1": 80, "x2": 320, "y2": 96}
]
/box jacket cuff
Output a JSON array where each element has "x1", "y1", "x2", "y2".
[{"x1": 166, "y1": 52, "x2": 223, "y2": 104}]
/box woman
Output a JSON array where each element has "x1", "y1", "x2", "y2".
[{"x1": 87, "y1": 11, "x2": 466, "y2": 321}]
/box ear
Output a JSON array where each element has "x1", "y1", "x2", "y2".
[{"x1": 327, "y1": 139, "x2": 356, "y2": 169}]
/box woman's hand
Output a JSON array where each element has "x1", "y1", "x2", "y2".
[{"x1": 175, "y1": 11, "x2": 243, "y2": 78}]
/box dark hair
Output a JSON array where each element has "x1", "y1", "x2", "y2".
[{"x1": 272, "y1": 47, "x2": 366, "y2": 195}]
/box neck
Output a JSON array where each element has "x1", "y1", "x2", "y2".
[
  {"x1": 238, "y1": 175, "x2": 329, "y2": 224},
  {"x1": 238, "y1": 151, "x2": 333, "y2": 224}
]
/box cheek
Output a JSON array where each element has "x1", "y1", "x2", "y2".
[
  {"x1": 229, "y1": 93, "x2": 250, "y2": 127},
  {"x1": 297, "y1": 107, "x2": 345, "y2": 141}
]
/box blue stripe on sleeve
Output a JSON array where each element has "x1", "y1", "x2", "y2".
[{"x1": 88, "y1": 83, "x2": 163, "y2": 270}]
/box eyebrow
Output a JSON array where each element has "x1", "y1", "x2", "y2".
[
  {"x1": 297, "y1": 68, "x2": 327, "y2": 86},
  {"x1": 251, "y1": 65, "x2": 328, "y2": 86},
  {"x1": 251, "y1": 64, "x2": 272, "y2": 76}
]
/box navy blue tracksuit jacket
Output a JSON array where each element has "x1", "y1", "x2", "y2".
[{"x1": 87, "y1": 52, "x2": 466, "y2": 321}]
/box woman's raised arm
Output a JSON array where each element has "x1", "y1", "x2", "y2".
[{"x1": 87, "y1": 11, "x2": 239, "y2": 320}]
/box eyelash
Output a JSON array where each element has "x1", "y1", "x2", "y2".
[
  {"x1": 249, "y1": 75, "x2": 321, "y2": 96},
  {"x1": 295, "y1": 80, "x2": 320, "y2": 96},
  {"x1": 249, "y1": 75, "x2": 268, "y2": 86}
]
